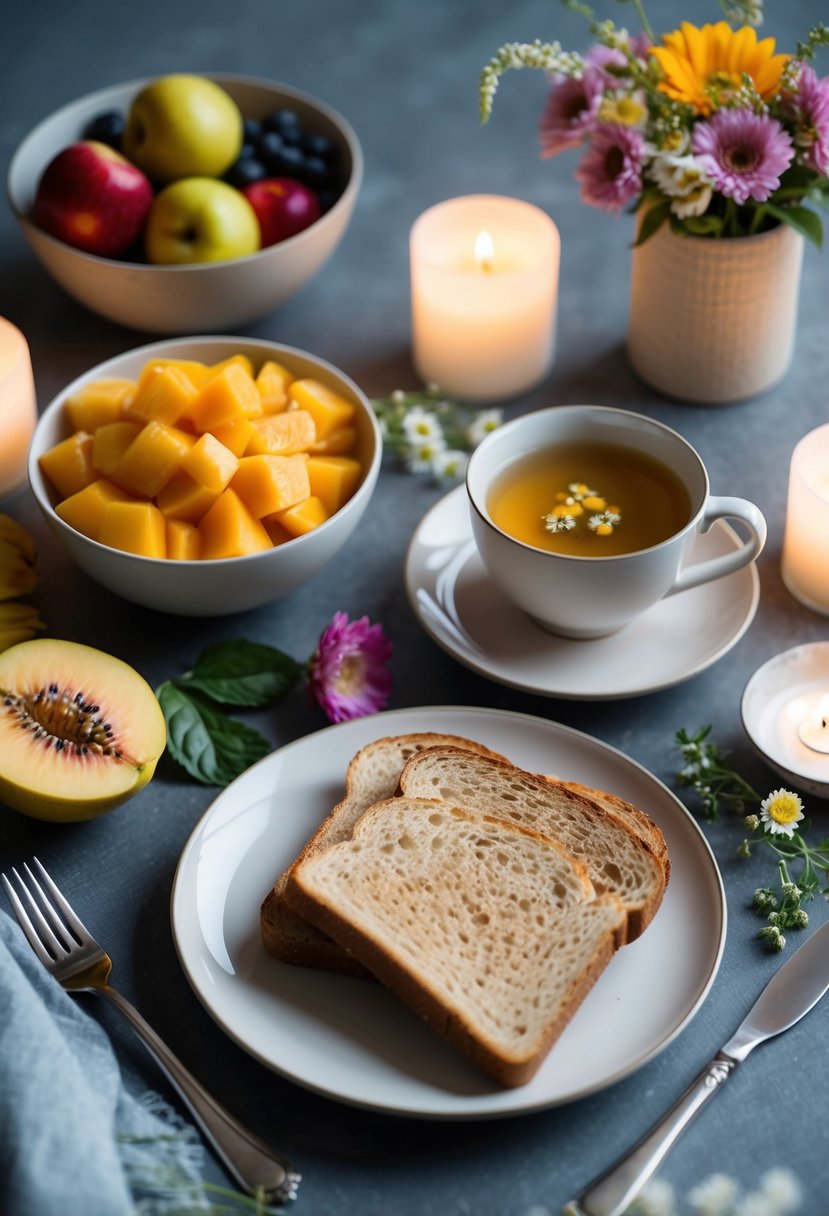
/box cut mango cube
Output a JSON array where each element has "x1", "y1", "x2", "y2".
[
  {"x1": 64, "y1": 379, "x2": 136, "y2": 431},
  {"x1": 55, "y1": 479, "x2": 133, "y2": 540},
  {"x1": 179, "y1": 432, "x2": 239, "y2": 492},
  {"x1": 128, "y1": 364, "x2": 199, "y2": 426},
  {"x1": 99, "y1": 500, "x2": 166, "y2": 558},
  {"x1": 199, "y1": 489, "x2": 272, "y2": 559},
  {"x1": 188, "y1": 363, "x2": 262, "y2": 432},
  {"x1": 255, "y1": 360, "x2": 294, "y2": 413},
  {"x1": 156, "y1": 470, "x2": 220, "y2": 522},
  {"x1": 111, "y1": 422, "x2": 195, "y2": 498},
  {"x1": 309, "y1": 426, "x2": 357, "y2": 456},
  {"x1": 166, "y1": 518, "x2": 202, "y2": 560},
  {"x1": 209, "y1": 353, "x2": 254, "y2": 380},
  {"x1": 91, "y1": 421, "x2": 142, "y2": 477},
  {"x1": 210, "y1": 417, "x2": 255, "y2": 457},
  {"x1": 288, "y1": 379, "x2": 355, "y2": 440},
  {"x1": 246, "y1": 410, "x2": 316, "y2": 456},
  {"x1": 38, "y1": 431, "x2": 95, "y2": 499},
  {"x1": 230, "y1": 454, "x2": 310, "y2": 518},
  {"x1": 269, "y1": 495, "x2": 330, "y2": 538},
  {"x1": 306, "y1": 456, "x2": 362, "y2": 516},
  {"x1": 135, "y1": 357, "x2": 211, "y2": 390},
  {"x1": 263, "y1": 518, "x2": 293, "y2": 547}
]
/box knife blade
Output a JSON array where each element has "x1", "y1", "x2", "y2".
[{"x1": 564, "y1": 918, "x2": 829, "y2": 1216}]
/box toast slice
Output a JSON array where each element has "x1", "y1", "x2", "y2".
[
  {"x1": 260, "y1": 733, "x2": 509, "y2": 974},
  {"x1": 398, "y1": 748, "x2": 668, "y2": 942},
  {"x1": 284, "y1": 797, "x2": 628, "y2": 1087}
]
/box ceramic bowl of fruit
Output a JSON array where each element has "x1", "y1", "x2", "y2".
[
  {"x1": 29, "y1": 336, "x2": 382, "y2": 615},
  {"x1": 7, "y1": 74, "x2": 362, "y2": 333}
]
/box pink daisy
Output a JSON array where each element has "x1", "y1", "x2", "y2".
[
  {"x1": 691, "y1": 110, "x2": 794, "y2": 205},
  {"x1": 574, "y1": 124, "x2": 646, "y2": 213},
  {"x1": 784, "y1": 64, "x2": 829, "y2": 176},
  {"x1": 307, "y1": 612, "x2": 392, "y2": 723},
  {"x1": 585, "y1": 35, "x2": 651, "y2": 85},
  {"x1": 539, "y1": 68, "x2": 604, "y2": 158}
]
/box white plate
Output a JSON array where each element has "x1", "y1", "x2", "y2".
[
  {"x1": 171, "y1": 706, "x2": 726, "y2": 1120},
  {"x1": 405, "y1": 485, "x2": 760, "y2": 700}
]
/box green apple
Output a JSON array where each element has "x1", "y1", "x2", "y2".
[
  {"x1": 123, "y1": 74, "x2": 243, "y2": 182},
  {"x1": 145, "y1": 177, "x2": 260, "y2": 264}
]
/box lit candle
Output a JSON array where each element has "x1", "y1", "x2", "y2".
[
  {"x1": 796, "y1": 693, "x2": 829, "y2": 754},
  {"x1": 781, "y1": 423, "x2": 829, "y2": 614},
  {"x1": 410, "y1": 195, "x2": 560, "y2": 403},
  {"x1": 0, "y1": 319, "x2": 37, "y2": 499}
]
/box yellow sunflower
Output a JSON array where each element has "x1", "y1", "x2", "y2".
[{"x1": 651, "y1": 21, "x2": 789, "y2": 115}]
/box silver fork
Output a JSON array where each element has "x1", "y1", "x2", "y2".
[{"x1": 2, "y1": 857, "x2": 300, "y2": 1207}]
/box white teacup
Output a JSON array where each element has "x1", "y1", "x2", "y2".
[{"x1": 466, "y1": 405, "x2": 767, "y2": 640}]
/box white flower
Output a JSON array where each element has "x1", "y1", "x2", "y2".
[
  {"x1": 467, "y1": 409, "x2": 503, "y2": 446},
  {"x1": 630, "y1": 1177, "x2": 678, "y2": 1216},
  {"x1": 760, "y1": 788, "x2": 805, "y2": 837},
  {"x1": 402, "y1": 406, "x2": 445, "y2": 444},
  {"x1": 542, "y1": 511, "x2": 577, "y2": 533},
  {"x1": 650, "y1": 152, "x2": 712, "y2": 199},
  {"x1": 671, "y1": 183, "x2": 713, "y2": 218},
  {"x1": 431, "y1": 449, "x2": 469, "y2": 480},
  {"x1": 405, "y1": 436, "x2": 447, "y2": 473},
  {"x1": 688, "y1": 1172, "x2": 740, "y2": 1216},
  {"x1": 757, "y1": 1168, "x2": 803, "y2": 1213}
]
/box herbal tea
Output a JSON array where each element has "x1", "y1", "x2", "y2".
[{"x1": 488, "y1": 441, "x2": 692, "y2": 557}]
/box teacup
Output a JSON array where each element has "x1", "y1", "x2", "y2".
[{"x1": 466, "y1": 405, "x2": 767, "y2": 640}]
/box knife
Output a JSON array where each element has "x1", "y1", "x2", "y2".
[{"x1": 564, "y1": 918, "x2": 829, "y2": 1216}]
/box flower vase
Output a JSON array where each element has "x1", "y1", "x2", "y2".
[{"x1": 627, "y1": 222, "x2": 804, "y2": 405}]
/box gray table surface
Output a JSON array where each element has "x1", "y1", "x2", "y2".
[{"x1": 1, "y1": 0, "x2": 828, "y2": 1211}]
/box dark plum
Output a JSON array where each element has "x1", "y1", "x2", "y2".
[{"x1": 82, "y1": 110, "x2": 126, "y2": 150}]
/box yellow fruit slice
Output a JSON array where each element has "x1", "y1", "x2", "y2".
[
  {"x1": 56, "y1": 480, "x2": 133, "y2": 541},
  {"x1": 199, "y1": 489, "x2": 272, "y2": 558},
  {"x1": 99, "y1": 500, "x2": 167, "y2": 558},
  {"x1": 38, "y1": 432, "x2": 96, "y2": 499},
  {"x1": 288, "y1": 379, "x2": 355, "y2": 439},
  {"x1": 245, "y1": 410, "x2": 316, "y2": 456},
  {"x1": 306, "y1": 455, "x2": 362, "y2": 515},
  {"x1": 230, "y1": 454, "x2": 310, "y2": 517}
]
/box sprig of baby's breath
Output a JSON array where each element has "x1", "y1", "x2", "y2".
[
  {"x1": 370, "y1": 387, "x2": 501, "y2": 483},
  {"x1": 479, "y1": 40, "x2": 585, "y2": 122}
]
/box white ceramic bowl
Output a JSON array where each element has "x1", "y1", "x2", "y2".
[
  {"x1": 29, "y1": 337, "x2": 381, "y2": 615},
  {"x1": 7, "y1": 75, "x2": 363, "y2": 333}
]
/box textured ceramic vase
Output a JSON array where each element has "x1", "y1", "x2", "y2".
[{"x1": 627, "y1": 221, "x2": 804, "y2": 405}]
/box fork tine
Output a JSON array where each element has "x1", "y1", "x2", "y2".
[
  {"x1": 1, "y1": 869, "x2": 61, "y2": 965},
  {"x1": 30, "y1": 857, "x2": 94, "y2": 947}
]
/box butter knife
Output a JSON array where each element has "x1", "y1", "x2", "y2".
[{"x1": 564, "y1": 918, "x2": 829, "y2": 1216}]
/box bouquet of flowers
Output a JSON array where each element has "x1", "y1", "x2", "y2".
[{"x1": 479, "y1": 0, "x2": 829, "y2": 245}]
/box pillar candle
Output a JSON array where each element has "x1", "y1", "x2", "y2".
[
  {"x1": 0, "y1": 319, "x2": 37, "y2": 499},
  {"x1": 782, "y1": 424, "x2": 829, "y2": 615},
  {"x1": 410, "y1": 195, "x2": 560, "y2": 403}
]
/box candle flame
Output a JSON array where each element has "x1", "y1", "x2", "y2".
[{"x1": 475, "y1": 230, "x2": 495, "y2": 274}]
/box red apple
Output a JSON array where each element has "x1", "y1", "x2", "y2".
[
  {"x1": 32, "y1": 141, "x2": 154, "y2": 258},
  {"x1": 241, "y1": 177, "x2": 321, "y2": 247}
]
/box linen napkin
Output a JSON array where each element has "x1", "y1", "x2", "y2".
[{"x1": 0, "y1": 909, "x2": 214, "y2": 1216}]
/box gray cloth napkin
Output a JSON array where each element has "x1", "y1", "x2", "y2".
[{"x1": 0, "y1": 910, "x2": 212, "y2": 1216}]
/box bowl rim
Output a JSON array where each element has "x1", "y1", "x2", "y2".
[
  {"x1": 29, "y1": 335, "x2": 382, "y2": 568},
  {"x1": 7, "y1": 72, "x2": 364, "y2": 272}
]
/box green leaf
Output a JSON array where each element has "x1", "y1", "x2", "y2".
[
  {"x1": 156, "y1": 682, "x2": 271, "y2": 786},
  {"x1": 677, "y1": 214, "x2": 726, "y2": 238},
  {"x1": 633, "y1": 200, "x2": 671, "y2": 246},
  {"x1": 764, "y1": 203, "x2": 824, "y2": 249},
  {"x1": 178, "y1": 639, "x2": 303, "y2": 707}
]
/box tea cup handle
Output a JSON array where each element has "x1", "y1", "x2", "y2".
[{"x1": 668, "y1": 496, "x2": 767, "y2": 597}]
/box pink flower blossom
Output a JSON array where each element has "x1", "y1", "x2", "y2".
[
  {"x1": 585, "y1": 35, "x2": 651, "y2": 85},
  {"x1": 784, "y1": 64, "x2": 829, "y2": 176},
  {"x1": 691, "y1": 109, "x2": 794, "y2": 205},
  {"x1": 307, "y1": 612, "x2": 392, "y2": 723},
  {"x1": 574, "y1": 124, "x2": 646, "y2": 213},
  {"x1": 539, "y1": 68, "x2": 604, "y2": 157}
]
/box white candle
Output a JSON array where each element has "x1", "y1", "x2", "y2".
[
  {"x1": 781, "y1": 424, "x2": 829, "y2": 614},
  {"x1": 796, "y1": 693, "x2": 829, "y2": 753},
  {"x1": 0, "y1": 319, "x2": 37, "y2": 499},
  {"x1": 410, "y1": 195, "x2": 560, "y2": 403}
]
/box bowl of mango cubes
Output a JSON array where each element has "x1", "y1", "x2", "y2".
[{"x1": 29, "y1": 336, "x2": 381, "y2": 615}]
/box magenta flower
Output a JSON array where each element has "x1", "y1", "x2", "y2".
[
  {"x1": 307, "y1": 612, "x2": 392, "y2": 723},
  {"x1": 585, "y1": 36, "x2": 650, "y2": 85},
  {"x1": 574, "y1": 124, "x2": 646, "y2": 213},
  {"x1": 691, "y1": 110, "x2": 794, "y2": 205},
  {"x1": 785, "y1": 64, "x2": 829, "y2": 176},
  {"x1": 539, "y1": 68, "x2": 604, "y2": 157}
]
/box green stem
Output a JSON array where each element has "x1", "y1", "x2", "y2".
[{"x1": 630, "y1": 0, "x2": 656, "y2": 43}]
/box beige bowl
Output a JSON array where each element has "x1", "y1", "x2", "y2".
[
  {"x1": 7, "y1": 75, "x2": 363, "y2": 333},
  {"x1": 29, "y1": 337, "x2": 381, "y2": 615}
]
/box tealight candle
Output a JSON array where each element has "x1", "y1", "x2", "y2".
[
  {"x1": 0, "y1": 319, "x2": 37, "y2": 499},
  {"x1": 796, "y1": 694, "x2": 829, "y2": 754},
  {"x1": 410, "y1": 195, "x2": 560, "y2": 403},
  {"x1": 781, "y1": 423, "x2": 829, "y2": 614}
]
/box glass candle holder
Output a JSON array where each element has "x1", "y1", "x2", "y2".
[
  {"x1": 0, "y1": 318, "x2": 37, "y2": 500},
  {"x1": 781, "y1": 424, "x2": 829, "y2": 615}
]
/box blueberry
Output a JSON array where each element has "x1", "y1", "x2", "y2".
[
  {"x1": 243, "y1": 117, "x2": 263, "y2": 144},
  {"x1": 258, "y1": 130, "x2": 285, "y2": 161},
  {"x1": 299, "y1": 155, "x2": 333, "y2": 190},
  {"x1": 82, "y1": 110, "x2": 125, "y2": 150},
  {"x1": 263, "y1": 107, "x2": 303, "y2": 144},
  {"x1": 238, "y1": 141, "x2": 259, "y2": 161},
  {"x1": 267, "y1": 144, "x2": 305, "y2": 177},
  {"x1": 302, "y1": 133, "x2": 338, "y2": 162},
  {"x1": 225, "y1": 157, "x2": 269, "y2": 188}
]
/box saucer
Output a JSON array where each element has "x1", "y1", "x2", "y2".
[{"x1": 405, "y1": 485, "x2": 760, "y2": 701}]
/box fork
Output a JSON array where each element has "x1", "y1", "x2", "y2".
[{"x1": 2, "y1": 858, "x2": 300, "y2": 1207}]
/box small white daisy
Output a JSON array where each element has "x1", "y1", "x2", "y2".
[
  {"x1": 431, "y1": 449, "x2": 469, "y2": 480},
  {"x1": 757, "y1": 1168, "x2": 803, "y2": 1213},
  {"x1": 687, "y1": 1172, "x2": 740, "y2": 1216},
  {"x1": 467, "y1": 409, "x2": 503, "y2": 446},
  {"x1": 405, "y1": 437, "x2": 447, "y2": 473},
  {"x1": 402, "y1": 406, "x2": 445, "y2": 444},
  {"x1": 542, "y1": 512, "x2": 577, "y2": 533},
  {"x1": 759, "y1": 788, "x2": 805, "y2": 838}
]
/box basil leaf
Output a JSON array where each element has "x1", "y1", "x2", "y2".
[
  {"x1": 180, "y1": 639, "x2": 303, "y2": 707},
  {"x1": 156, "y1": 682, "x2": 271, "y2": 786}
]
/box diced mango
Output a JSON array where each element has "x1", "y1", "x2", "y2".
[
  {"x1": 179, "y1": 432, "x2": 239, "y2": 492},
  {"x1": 38, "y1": 431, "x2": 95, "y2": 499},
  {"x1": 263, "y1": 518, "x2": 293, "y2": 547},
  {"x1": 245, "y1": 410, "x2": 316, "y2": 456},
  {"x1": 55, "y1": 479, "x2": 133, "y2": 541},
  {"x1": 309, "y1": 426, "x2": 357, "y2": 456},
  {"x1": 166, "y1": 518, "x2": 202, "y2": 560},
  {"x1": 156, "y1": 470, "x2": 220, "y2": 522},
  {"x1": 255, "y1": 360, "x2": 294, "y2": 413},
  {"x1": 91, "y1": 421, "x2": 142, "y2": 477},
  {"x1": 288, "y1": 379, "x2": 355, "y2": 440},
  {"x1": 128, "y1": 364, "x2": 199, "y2": 426},
  {"x1": 269, "y1": 495, "x2": 330, "y2": 538},
  {"x1": 230, "y1": 454, "x2": 310, "y2": 518},
  {"x1": 306, "y1": 456, "x2": 362, "y2": 516},
  {"x1": 135, "y1": 357, "x2": 211, "y2": 390},
  {"x1": 199, "y1": 489, "x2": 272, "y2": 559},
  {"x1": 188, "y1": 363, "x2": 262, "y2": 432},
  {"x1": 209, "y1": 353, "x2": 254, "y2": 380},
  {"x1": 99, "y1": 500, "x2": 166, "y2": 558},
  {"x1": 210, "y1": 418, "x2": 255, "y2": 457},
  {"x1": 111, "y1": 422, "x2": 195, "y2": 498},
  {"x1": 64, "y1": 379, "x2": 136, "y2": 431}
]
